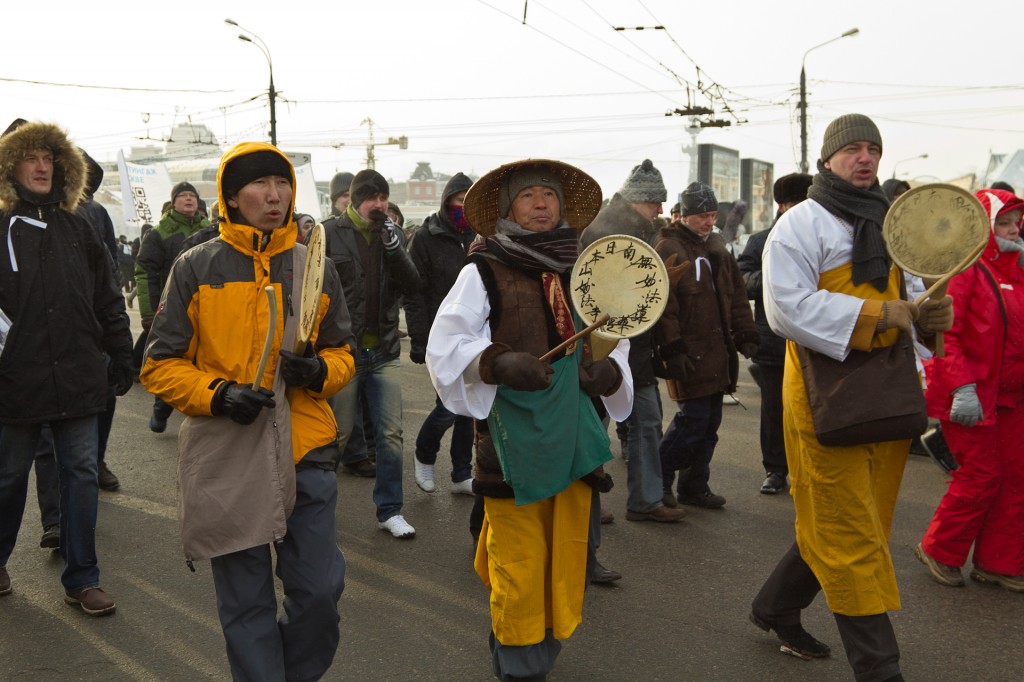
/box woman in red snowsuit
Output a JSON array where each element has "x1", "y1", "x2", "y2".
[{"x1": 916, "y1": 188, "x2": 1024, "y2": 592}]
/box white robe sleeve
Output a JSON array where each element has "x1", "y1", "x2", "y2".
[
  {"x1": 762, "y1": 201, "x2": 870, "y2": 361},
  {"x1": 426, "y1": 266, "x2": 496, "y2": 420},
  {"x1": 426, "y1": 265, "x2": 635, "y2": 421},
  {"x1": 601, "y1": 340, "x2": 633, "y2": 422}
]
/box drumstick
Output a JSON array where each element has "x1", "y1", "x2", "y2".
[
  {"x1": 253, "y1": 286, "x2": 277, "y2": 389},
  {"x1": 913, "y1": 239, "x2": 984, "y2": 357},
  {"x1": 539, "y1": 314, "x2": 609, "y2": 362}
]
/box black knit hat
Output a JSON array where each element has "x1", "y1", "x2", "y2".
[
  {"x1": 330, "y1": 171, "x2": 355, "y2": 202},
  {"x1": 773, "y1": 173, "x2": 813, "y2": 205},
  {"x1": 820, "y1": 113, "x2": 882, "y2": 162},
  {"x1": 350, "y1": 169, "x2": 389, "y2": 209},
  {"x1": 221, "y1": 151, "x2": 292, "y2": 200},
  {"x1": 618, "y1": 159, "x2": 667, "y2": 203},
  {"x1": 681, "y1": 182, "x2": 718, "y2": 216},
  {"x1": 171, "y1": 181, "x2": 199, "y2": 202}
]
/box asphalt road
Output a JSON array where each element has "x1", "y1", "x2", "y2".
[{"x1": 1, "y1": 311, "x2": 1022, "y2": 681}]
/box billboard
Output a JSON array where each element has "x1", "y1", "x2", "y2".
[
  {"x1": 741, "y1": 159, "x2": 774, "y2": 233},
  {"x1": 697, "y1": 144, "x2": 740, "y2": 203}
]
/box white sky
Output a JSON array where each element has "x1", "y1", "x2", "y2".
[{"x1": 4, "y1": 0, "x2": 1023, "y2": 203}]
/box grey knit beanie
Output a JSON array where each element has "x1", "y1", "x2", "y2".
[
  {"x1": 820, "y1": 113, "x2": 882, "y2": 162},
  {"x1": 618, "y1": 159, "x2": 667, "y2": 204},
  {"x1": 329, "y1": 171, "x2": 355, "y2": 202},
  {"x1": 499, "y1": 165, "x2": 565, "y2": 219},
  {"x1": 681, "y1": 181, "x2": 718, "y2": 216}
]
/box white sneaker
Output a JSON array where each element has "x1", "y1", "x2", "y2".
[
  {"x1": 414, "y1": 460, "x2": 435, "y2": 492},
  {"x1": 450, "y1": 478, "x2": 474, "y2": 496},
  {"x1": 378, "y1": 514, "x2": 416, "y2": 538}
]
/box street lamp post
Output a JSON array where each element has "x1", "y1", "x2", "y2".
[
  {"x1": 892, "y1": 153, "x2": 929, "y2": 179},
  {"x1": 225, "y1": 18, "x2": 277, "y2": 147},
  {"x1": 799, "y1": 28, "x2": 859, "y2": 173}
]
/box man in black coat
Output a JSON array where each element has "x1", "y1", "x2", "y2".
[
  {"x1": 0, "y1": 120, "x2": 133, "y2": 615},
  {"x1": 403, "y1": 172, "x2": 476, "y2": 494},
  {"x1": 737, "y1": 173, "x2": 812, "y2": 495},
  {"x1": 325, "y1": 170, "x2": 422, "y2": 538}
]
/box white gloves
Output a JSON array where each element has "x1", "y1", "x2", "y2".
[{"x1": 950, "y1": 384, "x2": 983, "y2": 428}]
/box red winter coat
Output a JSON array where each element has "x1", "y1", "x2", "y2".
[{"x1": 924, "y1": 189, "x2": 1024, "y2": 424}]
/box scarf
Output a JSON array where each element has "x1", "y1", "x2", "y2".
[
  {"x1": 807, "y1": 160, "x2": 891, "y2": 291},
  {"x1": 447, "y1": 205, "x2": 472, "y2": 234},
  {"x1": 468, "y1": 218, "x2": 579, "y2": 275}
]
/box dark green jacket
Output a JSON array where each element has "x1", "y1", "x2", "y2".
[{"x1": 134, "y1": 209, "x2": 209, "y2": 319}]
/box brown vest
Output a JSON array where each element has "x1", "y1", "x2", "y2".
[{"x1": 471, "y1": 258, "x2": 563, "y2": 496}]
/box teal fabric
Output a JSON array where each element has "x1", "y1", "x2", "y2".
[{"x1": 487, "y1": 352, "x2": 612, "y2": 506}]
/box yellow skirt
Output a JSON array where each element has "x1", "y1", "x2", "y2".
[
  {"x1": 474, "y1": 480, "x2": 591, "y2": 645},
  {"x1": 784, "y1": 343, "x2": 909, "y2": 616}
]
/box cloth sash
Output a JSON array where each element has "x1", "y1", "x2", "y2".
[{"x1": 486, "y1": 351, "x2": 612, "y2": 506}]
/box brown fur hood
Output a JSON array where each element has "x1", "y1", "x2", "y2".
[{"x1": 0, "y1": 120, "x2": 87, "y2": 213}]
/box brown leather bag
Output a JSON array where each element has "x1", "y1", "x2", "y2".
[{"x1": 795, "y1": 332, "x2": 927, "y2": 447}]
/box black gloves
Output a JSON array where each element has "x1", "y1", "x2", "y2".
[
  {"x1": 579, "y1": 358, "x2": 622, "y2": 397},
  {"x1": 739, "y1": 341, "x2": 759, "y2": 359},
  {"x1": 658, "y1": 339, "x2": 695, "y2": 381},
  {"x1": 370, "y1": 210, "x2": 401, "y2": 253},
  {"x1": 409, "y1": 343, "x2": 426, "y2": 365},
  {"x1": 380, "y1": 218, "x2": 401, "y2": 252},
  {"x1": 107, "y1": 351, "x2": 134, "y2": 397},
  {"x1": 492, "y1": 352, "x2": 553, "y2": 391},
  {"x1": 479, "y1": 343, "x2": 552, "y2": 392},
  {"x1": 279, "y1": 343, "x2": 327, "y2": 390},
  {"x1": 213, "y1": 381, "x2": 276, "y2": 425},
  {"x1": 666, "y1": 354, "x2": 696, "y2": 380}
]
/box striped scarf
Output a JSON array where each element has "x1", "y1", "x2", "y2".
[{"x1": 468, "y1": 218, "x2": 579, "y2": 275}]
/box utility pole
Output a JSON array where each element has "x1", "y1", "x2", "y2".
[{"x1": 799, "y1": 28, "x2": 859, "y2": 173}]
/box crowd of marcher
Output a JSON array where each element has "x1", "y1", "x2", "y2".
[{"x1": 0, "y1": 111, "x2": 1021, "y2": 682}]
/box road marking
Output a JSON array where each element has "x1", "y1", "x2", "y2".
[{"x1": 101, "y1": 494, "x2": 176, "y2": 521}]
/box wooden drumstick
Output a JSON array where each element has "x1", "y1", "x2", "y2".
[
  {"x1": 539, "y1": 314, "x2": 609, "y2": 362},
  {"x1": 253, "y1": 286, "x2": 277, "y2": 388}
]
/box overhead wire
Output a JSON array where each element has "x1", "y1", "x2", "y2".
[{"x1": 472, "y1": 0, "x2": 677, "y2": 104}]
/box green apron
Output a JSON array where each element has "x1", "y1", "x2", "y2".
[{"x1": 487, "y1": 351, "x2": 613, "y2": 506}]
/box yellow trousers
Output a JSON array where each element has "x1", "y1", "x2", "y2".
[
  {"x1": 474, "y1": 480, "x2": 591, "y2": 645},
  {"x1": 784, "y1": 341, "x2": 909, "y2": 616}
]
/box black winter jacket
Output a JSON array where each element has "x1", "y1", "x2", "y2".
[
  {"x1": 736, "y1": 226, "x2": 786, "y2": 366},
  {"x1": 325, "y1": 211, "x2": 421, "y2": 361},
  {"x1": 0, "y1": 122, "x2": 132, "y2": 424},
  {"x1": 403, "y1": 173, "x2": 475, "y2": 353}
]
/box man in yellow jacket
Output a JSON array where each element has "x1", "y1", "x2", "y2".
[{"x1": 142, "y1": 142, "x2": 356, "y2": 681}]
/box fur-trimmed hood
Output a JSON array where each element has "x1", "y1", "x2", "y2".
[{"x1": 0, "y1": 120, "x2": 87, "y2": 213}]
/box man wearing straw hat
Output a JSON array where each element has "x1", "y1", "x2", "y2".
[
  {"x1": 751, "y1": 114, "x2": 953, "y2": 682},
  {"x1": 426, "y1": 159, "x2": 633, "y2": 681},
  {"x1": 142, "y1": 142, "x2": 356, "y2": 681}
]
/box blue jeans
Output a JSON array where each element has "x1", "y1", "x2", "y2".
[
  {"x1": 0, "y1": 416, "x2": 101, "y2": 593},
  {"x1": 212, "y1": 467, "x2": 346, "y2": 681},
  {"x1": 659, "y1": 393, "x2": 724, "y2": 497},
  {"x1": 415, "y1": 394, "x2": 473, "y2": 482},
  {"x1": 34, "y1": 426, "x2": 60, "y2": 530},
  {"x1": 331, "y1": 349, "x2": 405, "y2": 521},
  {"x1": 625, "y1": 384, "x2": 665, "y2": 513}
]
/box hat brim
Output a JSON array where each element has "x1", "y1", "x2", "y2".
[{"x1": 464, "y1": 158, "x2": 603, "y2": 236}]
